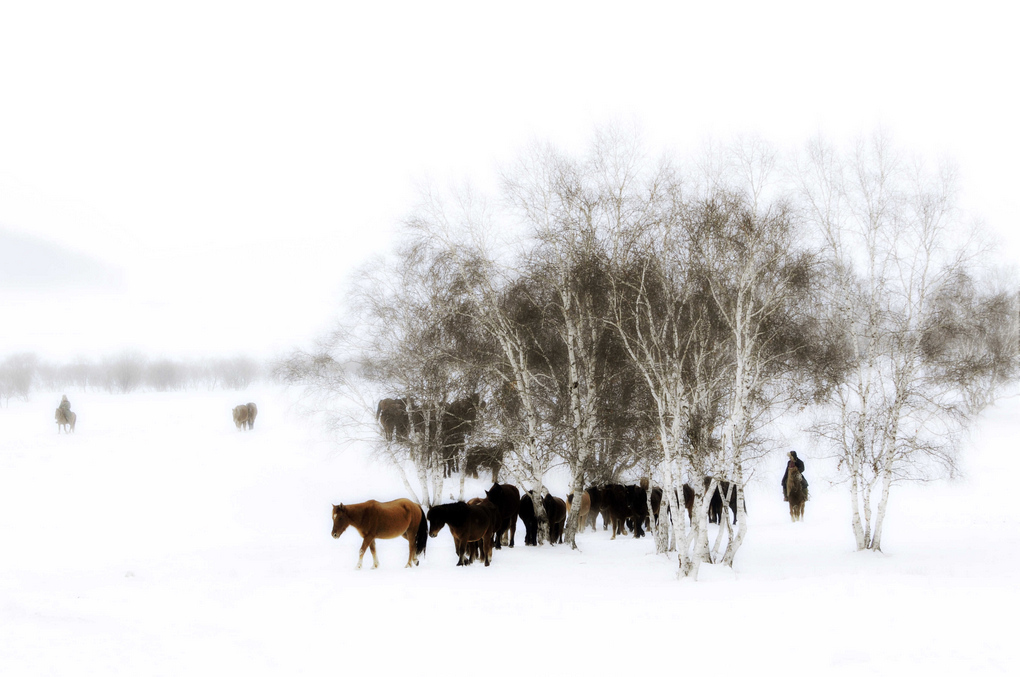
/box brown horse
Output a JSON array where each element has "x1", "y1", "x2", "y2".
[
  {"x1": 330, "y1": 499, "x2": 428, "y2": 569},
  {"x1": 785, "y1": 460, "x2": 807, "y2": 522},
  {"x1": 566, "y1": 491, "x2": 590, "y2": 533},
  {"x1": 427, "y1": 500, "x2": 499, "y2": 566}
]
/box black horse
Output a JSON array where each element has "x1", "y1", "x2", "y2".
[
  {"x1": 483, "y1": 482, "x2": 521, "y2": 548},
  {"x1": 519, "y1": 493, "x2": 539, "y2": 546},
  {"x1": 624, "y1": 484, "x2": 648, "y2": 538}
]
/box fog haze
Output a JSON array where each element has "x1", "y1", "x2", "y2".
[{"x1": 2, "y1": 2, "x2": 1017, "y2": 360}]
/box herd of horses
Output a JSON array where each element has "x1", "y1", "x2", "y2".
[
  {"x1": 350, "y1": 395, "x2": 811, "y2": 568},
  {"x1": 329, "y1": 470, "x2": 809, "y2": 569}
]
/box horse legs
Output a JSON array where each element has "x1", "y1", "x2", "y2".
[
  {"x1": 357, "y1": 536, "x2": 377, "y2": 569},
  {"x1": 494, "y1": 524, "x2": 504, "y2": 550},
  {"x1": 405, "y1": 534, "x2": 415, "y2": 568}
]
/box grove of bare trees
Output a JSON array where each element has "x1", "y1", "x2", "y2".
[
  {"x1": 0, "y1": 353, "x2": 266, "y2": 403},
  {"x1": 283, "y1": 129, "x2": 1018, "y2": 578}
]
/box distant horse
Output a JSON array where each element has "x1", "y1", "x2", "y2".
[
  {"x1": 786, "y1": 460, "x2": 808, "y2": 522},
  {"x1": 54, "y1": 407, "x2": 76, "y2": 434},
  {"x1": 439, "y1": 394, "x2": 485, "y2": 477},
  {"x1": 705, "y1": 476, "x2": 744, "y2": 525},
  {"x1": 566, "y1": 491, "x2": 590, "y2": 533},
  {"x1": 465, "y1": 442, "x2": 509, "y2": 483},
  {"x1": 245, "y1": 402, "x2": 257, "y2": 429},
  {"x1": 657, "y1": 484, "x2": 696, "y2": 526},
  {"x1": 232, "y1": 402, "x2": 257, "y2": 431},
  {"x1": 330, "y1": 499, "x2": 427, "y2": 569},
  {"x1": 427, "y1": 500, "x2": 500, "y2": 566},
  {"x1": 484, "y1": 482, "x2": 521, "y2": 548},
  {"x1": 377, "y1": 398, "x2": 410, "y2": 442},
  {"x1": 543, "y1": 494, "x2": 566, "y2": 544}
]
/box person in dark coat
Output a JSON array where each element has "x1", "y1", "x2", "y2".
[{"x1": 781, "y1": 450, "x2": 808, "y2": 501}]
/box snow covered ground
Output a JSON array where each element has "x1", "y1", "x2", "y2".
[{"x1": 2, "y1": 386, "x2": 1017, "y2": 675}]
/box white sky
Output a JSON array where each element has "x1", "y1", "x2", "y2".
[{"x1": 1, "y1": 1, "x2": 1017, "y2": 360}]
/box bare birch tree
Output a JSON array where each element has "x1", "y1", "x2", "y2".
[
  {"x1": 798, "y1": 132, "x2": 1017, "y2": 551},
  {"x1": 502, "y1": 131, "x2": 661, "y2": 549}
]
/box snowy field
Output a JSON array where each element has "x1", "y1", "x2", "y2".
[{"x1": 2, "y1": 386, "x2": 1017, "y2": 675}]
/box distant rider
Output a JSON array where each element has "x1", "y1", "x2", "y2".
[{"x1": 781, "y1": 450, "x2": 808, "y2": 501}]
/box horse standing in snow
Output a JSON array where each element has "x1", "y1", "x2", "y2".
[{"x1": 330, "y1": 499, "x2": 428, "y2": 569}]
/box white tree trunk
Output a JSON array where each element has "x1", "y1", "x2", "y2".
[
  {"x1": 721, "y1": 477, "x2": 747, "y2": 567},
  {"x1": 849, "y1": 471, "x2": 866, "y2": 549}
]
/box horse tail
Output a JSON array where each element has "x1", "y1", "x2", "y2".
[{"x1": 416, "y1": 506, "x2": 428, "y2": 557}]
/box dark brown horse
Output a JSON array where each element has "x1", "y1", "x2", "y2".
[
  {"x1": 331, "y1": 499, "x2": 427, "y2": 569},
  {"x1": 427, "y1": 500, "x2": 500, "y2": 566},
  {"x1": 484, "y1": 482, "x2": 521, "y2": 548},
  {"x1": 786, "y1": 460, "x2": 807, "y2": 522},
  {"x1": 600, "y1": 484, "x2": 632, "y2": 539},
  {"x1": 543, "y1": 494, "x2": 566, "y2": 544}
]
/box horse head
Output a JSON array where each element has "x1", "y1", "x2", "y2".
[
  {"x1": 484, "y1": 483, "x2": 501, "y2": 504},
  {"x1": 426, "y1": 506, "x2": 446, "y2": 538},
  {"x1": 331, "y1": 504, "x2": 350, "y2": 538}
]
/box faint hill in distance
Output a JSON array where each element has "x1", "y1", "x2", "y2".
[{"x1": 0, "y1": 227, "x2": 124, "y2": 291}]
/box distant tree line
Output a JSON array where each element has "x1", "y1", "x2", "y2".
[
  {"x1": 281, "y1": 128, "x2": 1019, "y2": 578},
  {"x1": 0, "y1": 352, "x2": 266, "y2": 404}
]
